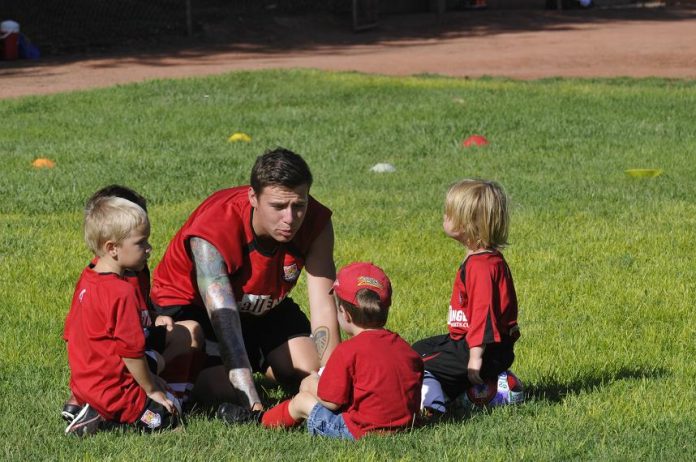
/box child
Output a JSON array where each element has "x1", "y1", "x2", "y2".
[
  {"x1": 217, "y1": 262, "x2": 424, "y2": 440},
  {"x1": 62, "y1": 186, "x2": 204, "y2": 424},
  {"x1": 63, "y1": 196, "x2": 181, "y2": 436},
  {"x1": 413, "y1": 179, "x2": 521, "y2": 414}
]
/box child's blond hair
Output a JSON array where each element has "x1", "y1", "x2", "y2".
[
  {"x1": 444, "y1": 179, "x2": 510, "y2": 250},
  {"x1": 84, "y1": 196, "x2": 149, "y2": 255}
]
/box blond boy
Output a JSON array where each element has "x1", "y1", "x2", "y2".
[
  {"x1": 413, "y1": 179, "x2": 521, "y2": 413},
  {"x1": 64, "y1": 196, "x2": 180, "y2": 436}
]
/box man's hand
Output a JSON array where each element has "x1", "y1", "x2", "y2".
[
  {"x1": 251, "y1": 402, "x2": 265, "y2": 412},
  {"x1": 154, "y1": 315, "x2": 175, "y2": 331}
]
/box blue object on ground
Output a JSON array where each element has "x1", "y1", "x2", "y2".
[{"x1": 18, "y1": 33, "x2": 40, "y2": 59}]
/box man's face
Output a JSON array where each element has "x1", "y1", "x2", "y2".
[{"x1": 249, "y1": 184, "x2": 309, "y2": 243}]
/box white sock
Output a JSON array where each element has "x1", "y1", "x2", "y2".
[{"x1": 421, "y1": 371, "x2": 447, "y2": 412}]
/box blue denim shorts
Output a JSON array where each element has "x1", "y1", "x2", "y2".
[{"x1": 306, "y1": 403, "x2": 355, "y2": 440}]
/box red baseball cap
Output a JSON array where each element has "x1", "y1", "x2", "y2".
[{"x1": 331, "y1": 262, "x2": 392, "y2": 308}]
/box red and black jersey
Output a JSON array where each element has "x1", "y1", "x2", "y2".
[
  {"x1": 447, "y1": 250, "x2": 520, "y2": 348},
  {"x1": 63, "y1": 268, "x2": 147, "y2": 423},
  {"x1": 151, "y1": 186, "x2": 332, "y2": 316}
]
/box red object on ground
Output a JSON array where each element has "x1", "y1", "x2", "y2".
[
  {"x1": 1, "y1": 32, "x2": 19, "y2": 60},
  {"x1": 462, "y1": 135, "x2": 489, "y2": 147}
]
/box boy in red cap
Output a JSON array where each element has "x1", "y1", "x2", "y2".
[{"x1": 218, "y1": 262, "x2": 424, "y2": 440}]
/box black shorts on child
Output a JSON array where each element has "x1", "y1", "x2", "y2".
[
  {"x1": 96, "y1": 396, "x2": 181, "y2": 434},
  {"x1": 143, "y1": 325, "x2": 168, "y2": 372},
  {"x1": 412, "y1": 334, "x2": 514, "y2": 398},
  {"x1": 135, "y1": 397, "x2": 181, "y2": 432},
  {"x1": 144, "y1": 325, "x2": 167, "y2": 353}
]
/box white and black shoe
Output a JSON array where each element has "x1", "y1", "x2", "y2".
[
  {"x1": 65, "y1": 404, "x2": 103, "y2": 437},
  {"x1": 61, "y1": 402, "x2": 83, "y2": 423}
]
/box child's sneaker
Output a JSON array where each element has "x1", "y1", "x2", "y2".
[
  {"x1": 65, "y1": 404, "x2": 104, "y2": 437},
  {"x1": 61, "y1": 402, "x2": 83, "y2": 423},
  {"x1": 416, "y1": 406, "x2": 446, "y2": 426},
  {"x1": 61, "y1": 392, "x2": 83, "y2": 423},
  {"x1": 216, "y1": 403, "x2": 263, "y2": 425}
]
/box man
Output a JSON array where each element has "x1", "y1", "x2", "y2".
[{"x1": 151, "y1": 148, "x2": 340, "y2": 411}]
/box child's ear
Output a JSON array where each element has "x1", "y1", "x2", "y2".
[
  {"x1": 104, "y1": 240, "x2": 119, "y2": 258},
  {"x1": 341, "y1": 307, "x2": 353, "y2": 324}
]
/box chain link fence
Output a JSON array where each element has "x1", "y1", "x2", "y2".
[
  {"x1": 0, "y1": 0, "x2": 344, "y2": 55},
  {"x1": 7, "y1": 0, "x2": 627, "y2": 56}
]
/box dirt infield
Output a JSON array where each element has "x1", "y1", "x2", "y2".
[{"x1": 1, "y1": 7, "x2": 695, "y2": 99}]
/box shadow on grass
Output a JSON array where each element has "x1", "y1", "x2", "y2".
[
  {"x1": 173, "y1": 365, "x2": 669, "y2": 425},
  {"x1": 525, "y1": 365, "x2": 669, "y2": 403},
  {"x1": 419, "y1": 365, "x2": 672, "y2": 424},
  {"x1": 183, "y1": 375, "x2": 293, "y2": 420}
]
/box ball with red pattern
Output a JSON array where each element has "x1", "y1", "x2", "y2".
[{"x1": 459, "y1": 370, "x2": 525, "y2": 408}]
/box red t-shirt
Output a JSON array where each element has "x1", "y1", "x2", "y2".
[
  {"x1": 82, "y1": 258, "x2": 152, "y2": 326},
  {"x1": 63, "y1": 268, "x2": 147, "y2": 423},
  {"x1": 447, "y1": 250, "x2": 521, "y2": 347},
  {"x1": 317, "y1": 329, "x2": 424, "y2": 440},
  {"x1": 151, "y1": 186, "x2": 332, "y2": 316}
]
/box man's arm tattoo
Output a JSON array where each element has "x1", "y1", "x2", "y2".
[
  {"x1": 312, "y1": 326, "x2": 330, "y2": 361},
  {"x1": 190, "y1": 237, "x2": 228, "y2": 277},
  {"x1": 190, "y1": 237, "x2": 261, "y2": 407}
]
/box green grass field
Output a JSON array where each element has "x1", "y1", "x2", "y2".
[{"x1": 1, "y1": 69, "x2": 695, "y2": 460}]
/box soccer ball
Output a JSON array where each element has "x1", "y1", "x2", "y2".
[{"x1": 456, "y1": 370, "x2": 525, "y2": 409}]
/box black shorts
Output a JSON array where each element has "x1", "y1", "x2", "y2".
[
  {"x1": 144, "y1": 325, "x2": 167, "y2": 353},
  {"x1": 99, "y1": 396, "x2": 181, "y2": 434},
  {"x1": 144, "y1": 352, "x2": 159, "y2": 373},
  {"x1": 143, "y1": 325, "x2": 167, "y2": 372},
  {"x1": 155, "y1": 297, "x2": 311, "y2": 373},
  {"x1": 412, "y1": 334, "x2": 515, "y2": 398},
  {"x1": 134, "y1": 397, "x2": 181, "y2": 432}
]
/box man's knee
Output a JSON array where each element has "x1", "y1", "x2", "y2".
[
  {"x1": 268, "y1": 361, "x2": 312, "y2": 386},
  {"x1": 181, "y1": 320, "x2": 205, "y2": 350},
  {"x1": 288, "y1": 353, "x2": 320, "y2": 377},
  {"x1": 171, "y1": 320, "x2": 204, "y2": 350},
  {"x1": 267, "y1": 337, "x2": 320, "y2": 384}
]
